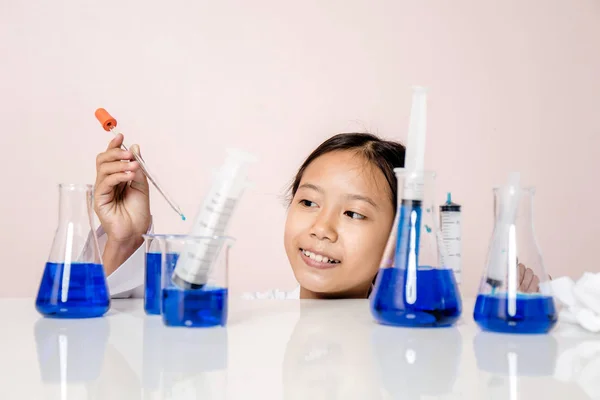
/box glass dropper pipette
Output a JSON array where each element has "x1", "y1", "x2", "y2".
[{"x1": 94, "y1": 108, "x2": 186, "y2": 221}]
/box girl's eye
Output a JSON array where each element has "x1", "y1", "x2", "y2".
[
  {"x1": 344, "y1": 211, "x2": 366, "y2": 220},
  {"x1": 300, "y1": 199, "x2": 318, "y2": 208}
]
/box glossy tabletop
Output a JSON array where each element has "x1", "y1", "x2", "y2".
[{"x1": 0, "y1": 298, "x2": 598, "y2": 399}]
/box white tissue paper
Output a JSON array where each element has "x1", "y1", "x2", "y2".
[{"x1": 549, "y1": 273, "x2": 600, "y2": 333}]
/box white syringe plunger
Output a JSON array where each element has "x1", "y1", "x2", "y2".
[{"x1": 401, "y1": 86, "x2": 428, "y2": 201}]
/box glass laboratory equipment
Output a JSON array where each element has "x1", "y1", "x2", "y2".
[
  {"x1": 143, "y1": 234, "x2": 169, "y2": 315},
  {"x1": 35, "y1": 184, "x2": 110, "y2": 318},
  {"x1": 474, "y1": 184, "x2": 558, "y2": 334},
  {"x1": 370, "y1": 170, "x2": 462, "y2": 327},
  {"x1": 161, "y1": 235, "x2": 234, "y2": 327}
]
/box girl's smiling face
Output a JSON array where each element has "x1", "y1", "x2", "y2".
[{"x1": 284, "y1": 150, "x2": 396, "y2": 298}]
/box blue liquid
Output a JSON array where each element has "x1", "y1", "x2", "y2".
[
  {"x1": 371, "y1": 267, "x2": 461, "y2": 327},
  {"x1": 474, "y1": 293, "x2": 558, "y2": 334},
  {"x1": 162, "y1": 287, "x2": 228, "y2": 327},
  {"x1": 36, "y1": 263, "x2": 110, "y2": 318},
  {"x1": 144, "y1": 253, "x2": 177, "y2": 315},
  {"x1": 145, "y1": 253, "x2": 162, "y2": 315}
]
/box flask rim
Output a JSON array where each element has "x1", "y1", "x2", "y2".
[
  {"x1": 393, "y1": 168, "x2": 436, "y2": 176},
  {"x1": 492, "y1": 186, "x2": 535, "y2": 193},
  {"x1": 59, "y1": 183, "x2": 93, "y2": 191},
  {"x1": 142, "y1": 233, "x2": 236, "y2": 245}
]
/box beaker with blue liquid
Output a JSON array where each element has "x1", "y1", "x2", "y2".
[
  {"x1": 473, "y1": 181, "x2": 557, "y2": 334},
  {"x1": 35, "y1": 184, "x2": 110, "y2": 318},
  {"x1": 161, "y1": 235, "x2": 233, "y2": 327},
  {"x1": 370, "y1": 170, "x2": 462, "y2": 327},
  {"x1": 143, "y1": 234, "x2": 173, "y2": 315}
]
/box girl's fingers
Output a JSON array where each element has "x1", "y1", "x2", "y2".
[
  {"x1": 521, "y1": 267, "x2": 534, "y2": 292},
  {"x1": 97, "y1": 161, "x2": 139, "y2": 183},
  {"x1": 130, "y1": 144, "x2": 143, "y2": 161},
  {"x1": 95, "y1": 172, "x2": 135, "y2": 198},
  {"x1": 518, "y1": 263, "x2": 526, "y2": 285},
  {"x1": 96, "y1": 148, "x2": 133, "y2": 169},
  {"x1": 529, "y1": 275, "x2": 540, "y2": 293},
  {"x1": 107, "y1": 133, "x2": 124, "y2": 151}
]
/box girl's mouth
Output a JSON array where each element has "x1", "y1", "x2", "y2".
[{"x1": 300, "y1": 248, "x2": 341, "y2": 269}]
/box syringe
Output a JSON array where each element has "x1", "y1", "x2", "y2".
[
  {"x1": 94, "y1": 108, "x2": 186, "y2": 221},
  {"x1": 172, "y1": 148, "x2": 258, "y2": 289}
]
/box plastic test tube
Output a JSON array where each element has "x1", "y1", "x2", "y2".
[{"x1": 94, "y1": 108, "x2": 186, "y2": 221}]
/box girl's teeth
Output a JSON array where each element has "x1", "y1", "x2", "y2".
[{"x1": 302, "y1": 249, "x2": 339, "y2": 264}]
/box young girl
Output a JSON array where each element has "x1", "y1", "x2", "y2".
[{"x1": 95, "y1": 132, "x2": 539, "y2": 299}]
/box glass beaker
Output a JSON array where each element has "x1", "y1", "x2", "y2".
[
  {"x1": 370, "y1": 170, "x2": 462, "y2": 327},
  {"x1": 143, "y1": 234, "x2": 168, "y2": 315},
  {"x1": 161, "y1": 235, "x2": 234, "y2": 327},
  {"x1": 35, "y1": 184, "x2": 110, "y2": 318},
  {"x1": 474, "y1": 186, "x2": 557, "y2": 334}
]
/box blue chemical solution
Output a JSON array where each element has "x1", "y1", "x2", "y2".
[
  {"x1": 162, "y1": 286, "x2": 228, "y2": 327},
  {"x1": 36, "y1": 262, "x2": 110, "y2": 318},
  {"x1": 371, "y1": 199, "x2": 462, "y2": 327},
  {"x1": 474, "y1": 293, "x2": 558, "y2": 334},
  {"x1": 145, "y1": 253, "x2": 162, "y2": 315},
  {"x1": 371, "y1": 267, "x2": 461, "y2": 327},
  {"x1": 144, "y1": 252, "x2": 178, "y2": 315}
]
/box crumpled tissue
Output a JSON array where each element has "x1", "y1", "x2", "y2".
[{"x1": 549, "y1": 272, "x2": 600, "y2": 333}]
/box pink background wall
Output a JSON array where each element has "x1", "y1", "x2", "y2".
[{"x1": 1, "y1": 0, "x2": 599, "y2": 297}]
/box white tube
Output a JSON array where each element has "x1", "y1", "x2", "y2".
[{"x1": 403, "y1": 86, "x2": 427, "y2": 201}]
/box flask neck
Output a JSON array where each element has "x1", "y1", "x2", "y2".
[
  {"x1": 493, "y1": 187, "x2": 535, "y2": 228},
  {"x1": 57, "y1": 184, "x2": 94, "y2": 229}
]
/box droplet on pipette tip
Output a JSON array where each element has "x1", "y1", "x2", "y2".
[{"x1": 181, "y1": 215, "x2": 186, "y2": 221}]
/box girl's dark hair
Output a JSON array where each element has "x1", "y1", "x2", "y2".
[{"x1": 288, "y1": 133, "x2": 406, "y2": 208}]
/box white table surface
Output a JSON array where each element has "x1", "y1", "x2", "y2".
[{"x1": 0, "y1": 297, "x2": 598, "y2": 400}]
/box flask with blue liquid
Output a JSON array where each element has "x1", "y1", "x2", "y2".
[
  {"x1": 370, "y1": 86, "x2": 461, "y2": 327},
  {"x1": 370, "y1": 170, "x2": 462, "y2": 327},
  {"x1": 473, "y1": 173, "x2": 557, "y2": 334},
  {"x1": 35, "y1": 184, "x2": 110, "y2": 318}
]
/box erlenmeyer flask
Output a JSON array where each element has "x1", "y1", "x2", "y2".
[
  {"x1": 370, "y1": 170, "x2": 462, "y2": 327},
  {"x1": 473, "y1": 184, "x2": 557, "y2": 334},
  {"x1": 35, "y1": 184, "x2": 110, "y2": 318}
]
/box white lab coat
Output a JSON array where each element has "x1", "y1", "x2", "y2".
[{"x1": 97, "y1": 223, "x2": 152, "y2": 299}]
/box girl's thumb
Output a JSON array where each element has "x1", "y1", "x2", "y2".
[{"x1": 130, "y1": 144, "x2": 144, "y2": 161}]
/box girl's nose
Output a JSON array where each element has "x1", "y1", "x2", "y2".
[{"x1": 310, "y1": 212, "x2": 338, "y2": 243}]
